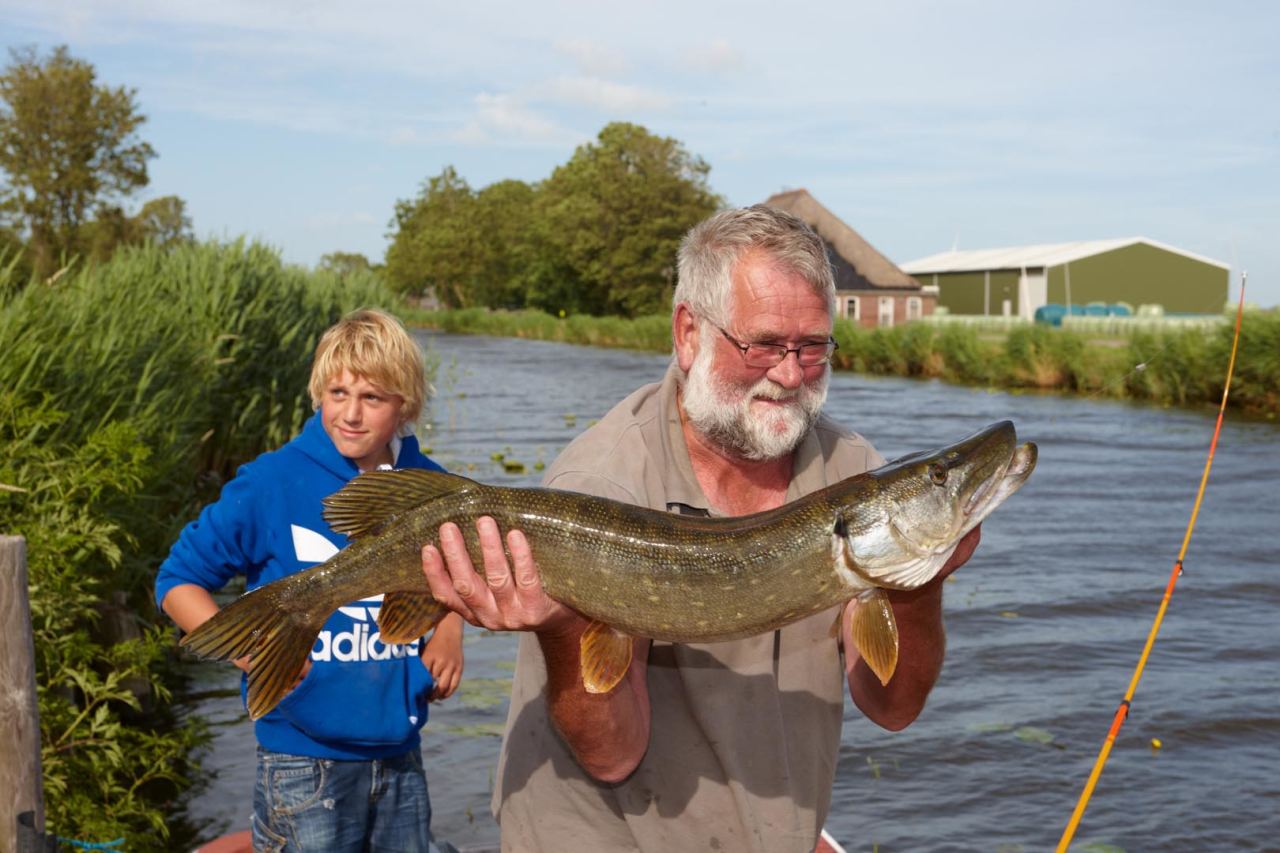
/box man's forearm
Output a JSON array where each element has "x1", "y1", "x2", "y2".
[
  {"x1": 539, "y1": 618, "x2": 652, "y2": 784},
  {"x1": 848, "y1": 581, "x2": 946, "y2": 730}
]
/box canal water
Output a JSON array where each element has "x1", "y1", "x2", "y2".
[{"x1": 180, "y1": 331, "x2": 1279, "y2": 852}]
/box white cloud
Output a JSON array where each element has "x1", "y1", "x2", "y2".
[
  {"x1": 451, "y1": 92, "x2": 576, "y2": 147},
  {"x1": 680, "y1": 38, "x2": 744, "y2": 75},
  {"x1": 553, "y1": 38, "x2": 628, "y2": 77},
  {"x1": 539, "y1": 76, "x2": 673, "y2": 113}
]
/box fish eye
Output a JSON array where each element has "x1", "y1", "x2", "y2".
[{"x1": 928, "y1": 463, "x2": 948, "y2": 486}]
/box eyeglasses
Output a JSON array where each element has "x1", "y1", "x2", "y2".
[{"x1": 714, "y1": 324, "x2": 838, "y2": 368}]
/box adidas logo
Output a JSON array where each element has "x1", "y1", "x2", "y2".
[{"x1": 291, "y1": 524, "x2": 422, "y2": 662}]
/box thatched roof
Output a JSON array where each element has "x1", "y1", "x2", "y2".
[{"x1": 764, "y1": 189, "x2": 920, "y2": 292}]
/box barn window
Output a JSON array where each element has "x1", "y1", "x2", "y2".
[
  {"x1": 906, "y1": 297, "x2": 922, "y2": 321},
  {"x1": 845, "y1": 296, "x2": 859, "y2": 320}
]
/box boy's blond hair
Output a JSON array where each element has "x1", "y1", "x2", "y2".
[{"x1": 308, "y1": 309, "x2": 428, "y2": 424}]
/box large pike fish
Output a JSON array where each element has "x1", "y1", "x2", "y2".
[{"x1": 183, "y1": 420, "x2": 1036, "y2": 719}]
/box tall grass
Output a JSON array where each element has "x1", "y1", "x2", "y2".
[
  {"x1": 410, "y1": 306, "x2": 1280, "y2": 417},
  {"x1": 0, "y1": 240, "x2": 396, "y2": 849}
]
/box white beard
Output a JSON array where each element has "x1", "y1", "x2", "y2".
[{"x1": 681, "y1": 341, "x2": 829, "y2": 461}]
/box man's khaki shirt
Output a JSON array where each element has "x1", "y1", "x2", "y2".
[{"x1": 492, "y1": 364, "x2": 884, "y2": 852}]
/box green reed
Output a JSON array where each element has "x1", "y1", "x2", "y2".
[
  {"x1": 409, "y1": 306, "x2": 1278, "y2": 417},
  {"x1": 0, "y1": 240, "x2": 396, "y2": 849}
]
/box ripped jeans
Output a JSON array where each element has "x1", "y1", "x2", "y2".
[{"x1": 252, "y1": 746, "x2": 434, "y2": 852}]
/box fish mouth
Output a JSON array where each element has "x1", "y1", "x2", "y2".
[
  {"x1": 966, "y1": 442, "x2": 1037, "y2": 519},
  {"x1": 889, "y1": 439, "x2": 1037, "y2": 560}
]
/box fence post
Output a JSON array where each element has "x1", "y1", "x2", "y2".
[{"x1": 0, "y1": 536, "x2": 47, "y2": 853}]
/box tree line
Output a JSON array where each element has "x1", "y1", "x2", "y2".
[{"x1": 384, "y1": 122, "x2": 723, "y2": 318}]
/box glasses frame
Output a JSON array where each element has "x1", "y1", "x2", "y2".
[{"x1": 713, "y1": 324, "x2": 839, "y2": 369}]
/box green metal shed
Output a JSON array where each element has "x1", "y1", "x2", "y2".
[{"x1": 901, "y1": 238, "x2": 1229, "y2": 318}]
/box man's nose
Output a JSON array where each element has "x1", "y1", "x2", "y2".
[{"x1": 766, "y1": 349, "x2": 805, "y2": 389}]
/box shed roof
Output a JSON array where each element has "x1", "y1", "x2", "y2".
[
  {"x1": 901, "y1": 238, "x2": 1229, "y2": 274},
  {"x1": 763, "y1": 189, "x2": 920, "y2": 291}
]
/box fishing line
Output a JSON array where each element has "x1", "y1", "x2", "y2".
[{"x1": 1056, "y1": 272, "x2": 1247, "y2": 851}]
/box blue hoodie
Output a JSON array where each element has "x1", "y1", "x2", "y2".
[{"x1": 156, "y1": 411, "x2": 447, "y2": 760}]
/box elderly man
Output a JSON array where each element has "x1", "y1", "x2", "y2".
[{"x1": 422, "y1": 205, "x2": 979, "y2": 852}]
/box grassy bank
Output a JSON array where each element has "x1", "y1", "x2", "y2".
[
  {"x1": 405, "y1": 306, "x2": 1279, "y2": 418},
  {"x1": 0, "y1": 241, "x2": 396, "y2": 849}
]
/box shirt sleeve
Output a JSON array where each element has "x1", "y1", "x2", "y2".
[{"x1": 154, "y1": 468, "x2": 267, "y2": 609}]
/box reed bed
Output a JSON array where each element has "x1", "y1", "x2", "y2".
[
  {"x1": 410, "y1": 306, "x2": 1279, "y2": 417},
  {"x1": 0, "y1": 240, "x2": 396, "y2": 849}
]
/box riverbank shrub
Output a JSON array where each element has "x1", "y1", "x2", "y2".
[
  {"x1": 408, "y1": 306, "x2": 1279, "y2": 417},
  {"x1": 0, "y1": 240, "x2": 395, "y2": 849}
]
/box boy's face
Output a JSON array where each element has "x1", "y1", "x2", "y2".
[{"x1": 321, "y1": 369, "x2": 405, "y2": 471}]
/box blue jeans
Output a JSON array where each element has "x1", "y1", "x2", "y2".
[{"x1": 252, "y1": 746, "x2": 433, "y2": 853}]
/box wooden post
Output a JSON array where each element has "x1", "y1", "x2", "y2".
[{"x1": 0, "y1": 536, "x2": 47, "y2": 853}]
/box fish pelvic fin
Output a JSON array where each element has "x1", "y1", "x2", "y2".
[
  {"x1": 849, "y1": 588, "x2": 899, "y2": 687},
  {"x1": 580, "y1": 620, "x2": 634, "y2": 694},
  {"x1": 180, "y1": 584, "x2": 325, "y2": 720},
  {"x1": 323, "y1": 469, "x2": 478, "y2": 539},
  {"x1": 377, "y1": 591, "x2": 448, "y2": 644}
]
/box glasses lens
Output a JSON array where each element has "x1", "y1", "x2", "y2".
[
  {"x1": 797, "y1": 343, "x2": 835, "y2": 366},
  {"x1": 742, "y1": 345, "x2": 784, "y2": 368}
]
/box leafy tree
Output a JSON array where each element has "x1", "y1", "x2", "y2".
[
  {"x1": 0, "y1": 45, "x2": 155, "y2": 278},
  {"x1": 318, "y1": 251, "x2": 375, "y2": 278},
  {"x1": 134, "y1": 195, "x2": 193, "y2": 248},
  {"x1": 384, "y1": 166, "x2": 479, "y2": 306},
  {"x1": 539, "y1": 122, "x2": 722, "y2": 316}
]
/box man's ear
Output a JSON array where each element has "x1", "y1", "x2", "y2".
[{"x1": 673, "y1": 303, "x2": 700, "y2": 373}]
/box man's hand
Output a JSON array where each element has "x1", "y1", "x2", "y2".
[
  {"x1": 937, "y1": 525, "x2": 981, "y2": 581},
  {"x1": 421, "y1": 613, "x2": 465, "y2": 700},
  {"x1": 421, "y1": 517, "x2": 579, "y2": 636}
]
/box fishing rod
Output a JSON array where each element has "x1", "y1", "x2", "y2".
[{"x1": 1056, "y1": 271, "x2": 1248, "y2": 851}]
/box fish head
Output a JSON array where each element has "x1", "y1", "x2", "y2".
[{"x1": 836, "y1": 420, "x2": 1037, "y2": 589}]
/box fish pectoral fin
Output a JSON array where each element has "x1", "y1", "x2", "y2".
[
  {"x1": 848, "y1": 588, "x2": 899, "y2": 687},
  {"x1": 579, "y1": 620, "x2": 634, "y2": 694},
  {"x1": 377, "y1": 591, "x2": 448, "y2": 644},
  {"x1": 322, "y1": 469, "x2": 479, "y2": 539}
]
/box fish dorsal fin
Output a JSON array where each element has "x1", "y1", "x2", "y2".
[{"x1": 323, "y1": 469, "x2": 477, "y2": 539}]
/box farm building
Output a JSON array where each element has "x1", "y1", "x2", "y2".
[
  {"x1": 763, "y1": 189, "x2": 934, "y2": 328},
  {"x1": 901, "y1": 238, "x2": 1229, "y2": 320}
]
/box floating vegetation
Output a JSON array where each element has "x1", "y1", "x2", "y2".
[
  {"x1": 502, "y1": 459, "x2": 526, "y2": 474},
  {"x1": 439, "y1": 723, "x2": 507, "y2": 738},
  {"x1": 999, "y1": 610, "x2": 1020, "y2": 618},
  {"x1": 563, "y1": 413, "x2": 577, "y2": 428},
  {"x1": 455, "y1": 677, "x2": 513, "y2": 710},
  {"x1": 490, "y1": 451, "x2": 505, "y2": 462},
  {"x1": 493, "y1": 660, "x2": 517, "y2": 672},
  {"x1": 533, "y1": 460, "x2": 545, "y2": 472},
  {"x1": 968, "y1": 722, "x2": 1014, "y2": 734},
  {"x1": 1014, "y1": 726, "x2": 1062, "y2": 748}
]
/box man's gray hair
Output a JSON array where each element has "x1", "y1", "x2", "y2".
[{"x1": 674, "y1": 204, "x2": 836, "y2": 326}]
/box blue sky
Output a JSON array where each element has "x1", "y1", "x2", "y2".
[{"x1": 4, "y1": 0, "x2": 1277, "y2": 306}]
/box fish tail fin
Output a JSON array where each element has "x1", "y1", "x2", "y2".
[
  {"x1": 181, "y1": 583, "x2": 327, "y2": 720},
  {"x1": 848, "y1": 588, "x2": 899, "y2": 686}
]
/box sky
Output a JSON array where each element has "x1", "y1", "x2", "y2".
[{"x1": 4, "y1": 1, "x2": 1277, "y2": 306}]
